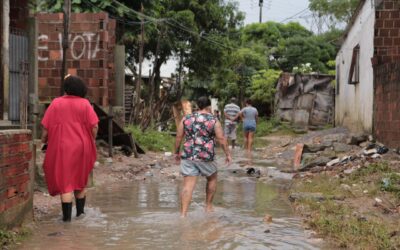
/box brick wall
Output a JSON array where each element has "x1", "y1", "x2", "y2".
[
  {"x1": 374, "y1": 0, "x2": 400, "y2": 64},
  {"x1": 374, "y1": 62, "x2": 400, "y2": 147},
  {"x1": 37, "y1": 13, "x2": 116, "y2": 106},
  {"x1": 0, "y1": 130, "x2": 33, "y2": 229}
]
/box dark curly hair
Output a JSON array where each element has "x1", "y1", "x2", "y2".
[
  {"x1": 196, "y1": 96, "x2": 211, "y2": 110},
  {"x1": 63, "y1": 75, "x2": 87, "y2": 98}
]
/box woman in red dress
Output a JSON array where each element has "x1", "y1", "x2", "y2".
[{"x1": 41, "y1": 75, "x2": 99, "y2": 222}]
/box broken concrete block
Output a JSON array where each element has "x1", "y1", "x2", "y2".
[
  {"x1": 303, "y1": 144, "x2": 327, "y2": 153},
  {"x1": 300, "y1": 156, "x2": 331, "y2": 171},
  {"x1": 327, "y1": 158, "x2": 340, "y2": 167},
  {"x1": 320, "y1": 148, "x2": 336, "y2": 159},
  {"x1": 333, "y1": 142, "x2": 352, "y2": 153},
  {"x1": 347, "y1": 134, "x2": 368, "y2": 145}
]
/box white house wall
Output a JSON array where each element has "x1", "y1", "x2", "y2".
[{"x1": 335, "y1": 0, "x2": 375, "y2": 133}]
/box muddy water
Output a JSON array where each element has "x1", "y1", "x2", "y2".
[{"x1": 20, "y1": 153, "x2": 324, "y2": 250}]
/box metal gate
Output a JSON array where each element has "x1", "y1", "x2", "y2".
[{"x1": 9, "y1": 28, "x2": 29, "y2": 125}]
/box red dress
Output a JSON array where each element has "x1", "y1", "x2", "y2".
[{"x1": 41, "y1": 96, "x2": 99, "y2": 196}]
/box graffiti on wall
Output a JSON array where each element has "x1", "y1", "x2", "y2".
[{"x1": 38, "y1": 32, "x2": 101, "y2": 61}]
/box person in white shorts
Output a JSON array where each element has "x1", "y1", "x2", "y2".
[{"x1": 224, "y1": 97, "x2": 241, "y2": 149}]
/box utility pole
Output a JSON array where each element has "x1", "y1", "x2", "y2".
[
  {"x1": 259, "y1": 0, "x2": 263, "y2": 23},
  {"x1": 134, "y1": 3, "x2": 144, "y2": 123},
  {"x1": 60, "y1": 0, "x2": 71, "y2": 96}
]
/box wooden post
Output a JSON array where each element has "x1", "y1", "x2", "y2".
[
  {"x1": 1, "y1": 0, "x2": 10, "y2": 120},
  {"x1": 60, "y1": 0, "x2": 71, "y2": 96},
  {"x1": 133, "y1": 3, "x2": 145, "y2": 123},
  {"x1": 108, "y1": 106, "x2": 113, "y2": 157}
]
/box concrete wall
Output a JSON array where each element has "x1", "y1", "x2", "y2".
[
  {"x1": 335, "y1": 0, "x2": 375, "y2": 133},
  {"x1": 37, "y1": 13, "x2": 116, "y2": 106},
  {"x1": 0, "y1": 130, "x2": 34, "y2": 229}
]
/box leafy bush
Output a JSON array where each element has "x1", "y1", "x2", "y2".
[
  {"x1": 255, "y1": 116, "x2": 281, "y2": 137},
  {"x1": 125, "y1": 126, "x2": 175, "y2": 152}
]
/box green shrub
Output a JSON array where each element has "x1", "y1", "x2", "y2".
[{"x1": 125, "y1": 126, "x2": 175, "y2": 152}]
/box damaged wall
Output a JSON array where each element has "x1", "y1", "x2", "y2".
[
  {"x1": 335, "y1": 0, "x2": 375, "y2": 134},
  {"x1": 275, "y1": 73, "x2": 335, "y2": 128}
]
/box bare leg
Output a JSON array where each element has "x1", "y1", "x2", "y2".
[
  {"x1": 74, "y1": 189, "x2": 86, "y2": 199},
  {"x1": 60, "y1": 192, "x2": 73, "y2": 203},
  {"x1": 247, "y1": 131, "x2": 255, "y2": 153},
  {"x1": 180, "y1": 176, "x2": 198, "y2": 217},
  {"x1": 232, "y1": 139, "x2": 236, "y2": 149},
  {"x1": 243, "y1": 131, "x2": 249, "y2": 150},
  {"x1": 205, "y1": 172, "x2": 217, "y2": 213}
]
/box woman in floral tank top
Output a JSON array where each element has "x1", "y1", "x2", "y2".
[
  {"x1": 174, "y1": 96, "x2": 232, "y2": 217},
  {"x1": 181, "y1": 112, "x2": 217, "y2": 162}
]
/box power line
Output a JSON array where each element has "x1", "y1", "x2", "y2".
[{"x1": 280, "y1": 7, "x2": 309, "y2": 23}]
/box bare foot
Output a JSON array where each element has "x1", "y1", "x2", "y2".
[{"x1": 205, "y1": 205, "x2": 214, "y2": 213}]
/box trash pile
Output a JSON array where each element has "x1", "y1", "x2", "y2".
[{"x1": 293, "y1": 133, "x2": 391, "y2": 174}]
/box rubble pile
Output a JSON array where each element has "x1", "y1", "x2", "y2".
[{"x1": 293, "y1": 133, "x2": 392, "y2": 174}]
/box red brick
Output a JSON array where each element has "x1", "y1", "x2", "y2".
[
  {"x1": 384, "y1": 37, "x2": 393, "y2": 46},
  {"x1": 385, "y1": 1, "x2": 394, "y2": 9},
  {"x1": 379, "y1": 29, "x2": 390, "y2": 37},
  {"x1": 7, "y1": 187, "x2": 18, "y2": 198},
  {"x1": 7, "y1": 174, "x2": 30, "y2": 186},
  {"x1": 49, "y1": 50, "x2": 61, "y2": 60},
  {"x1": 2, "y1": 163, "x2": 29, "y2": 177},
  {"x1": 17, "y1": 182, "x2": 29, "y2": 194},
  {"x1": 5, "y1": 197, "x2": 24, "y2": 210},
  {"x1": 389, "y1": 28, "x2": 399, "y2": 37},
  {"x1": 68, "y1": 68, "x2": 77, "y2": 76},
  {"x1": 0, "y1": 203, "x2": 5, "y2": 213},
  {"x1": 384, "y1": 20, "x2": 394, "y2": 28}
]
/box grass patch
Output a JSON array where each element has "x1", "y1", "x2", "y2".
[
  {"x1": 305, "y1": 200, "x2": 397, "y2": 249},
  {"x1": 381, "y1": 173, "x2": 400, "y2": 199},
  {"x1": 292, "y1": 162, "x2": 400, "y2": 249},
  {"x1": 0, "y1": 228, "x2": 31, "y2": 248},
  {"x1": 125, "y1": 125, "x2": 175, "y2": 152},
  {"x1": 295, "y1": 174, "x2": 344, "y2": 196}
]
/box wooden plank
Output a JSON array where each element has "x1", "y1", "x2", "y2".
[{"x1": 293, "y1": 143, "x2": 304, "y2": 170}]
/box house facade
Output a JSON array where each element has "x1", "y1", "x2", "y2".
[
  {"x1": 336, "y1": 0, "x2": 400, "y2": 148},
  {"x1": 335, "y1": 0, "x2": 375, "y2": 133}
]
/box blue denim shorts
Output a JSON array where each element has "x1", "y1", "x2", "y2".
[
  {"x1": 180, "y1": 160, "x2": 217, "y2": 177},
  {"x1": 243, "y1": 120, "x2": 256, "y2": 132}
]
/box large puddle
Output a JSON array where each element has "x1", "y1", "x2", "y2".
[{"x1": 19, "y1": 152, "x2": 325, "y2": 250}]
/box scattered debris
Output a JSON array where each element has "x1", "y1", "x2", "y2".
[{"x1": 263, "y1": 214, "x2": 273, "y2": 223}]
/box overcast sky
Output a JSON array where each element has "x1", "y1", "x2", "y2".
[{"x1": 236, "y1": 0, "x2": 312, "y2": 29}]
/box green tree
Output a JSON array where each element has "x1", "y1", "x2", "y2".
[
  {"x1": 277, "y1": 35, "x2": 336, "y2": 73},
  {"x1": 250, "y1": 69, "x2": 281, "y2": 106},
  {"x1": 309, "y1": 0, "x2": 360, "y2": 27}
]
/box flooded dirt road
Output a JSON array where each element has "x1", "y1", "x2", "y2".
[{"x1": 19, "y1": 151, "x2": 325, "y2": 250}]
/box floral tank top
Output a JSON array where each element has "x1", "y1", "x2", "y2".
[{"x1": 181, "y1": 112, "x2": 217, "y2": 162}]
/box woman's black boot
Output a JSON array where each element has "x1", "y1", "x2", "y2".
[
  {"x1": 76, "y1": 197, "x2": 86, "y2": 217},
  {"x1": 62, "y1": 202, "x2": 72, "y2": 222}
]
